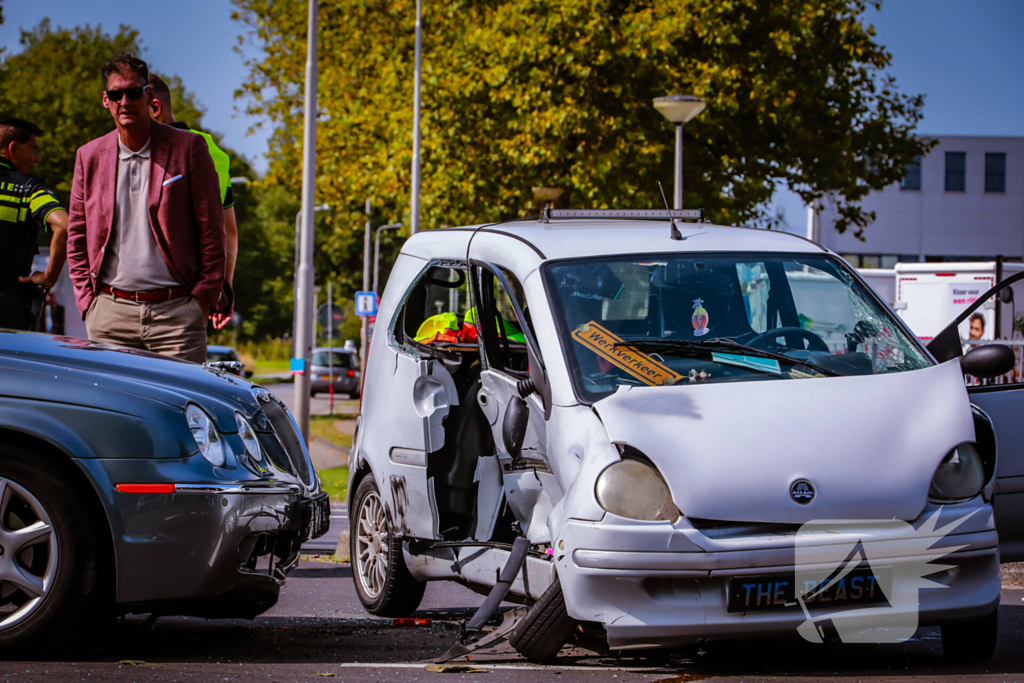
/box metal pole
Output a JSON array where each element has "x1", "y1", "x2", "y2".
[
  {"x1": 292, "y1": 210, "x2": 301, "y2": 358},
  {"x1": 674, "y1": 123, "x2": 683, "y2": 210},
  {"x1": 373, "y1": 223, "x2": 403, "y2": 294},
  {"x1": 410, "y1": 0, "x2": 423, "y2": 235},
  {"x1": 294, "y1": 0, "x2": 319, "y2": 444},
  {"x1": 328, "y1": 281, "x2": 333, "y2": 416},
  {"x1": 361, "y1": 199, "x2": 372, "y2": 378}
]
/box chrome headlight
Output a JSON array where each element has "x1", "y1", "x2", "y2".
[
  {"x1": 929, "y1": 443, "x2": 985, "y2": 502},
  {"x1": 596, "y1": 459, "x2": 679, "y2": 522},
  {"x1": 186, "y1": 403, "x2": 225, "y2": 467},
  {"x1": 235, "y1": 412, "x2": 264, "y2": 464}
]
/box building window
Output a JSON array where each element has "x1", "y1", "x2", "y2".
[
  {"x1": 985, "y1": 153, "x2": 1006, "y2": 193},
  {"x1": 945, "y1": 152, "x2": 966, "y2": 192},
  {"x1": 900, "y1": 156, "x2": 922, "y2": 190}
]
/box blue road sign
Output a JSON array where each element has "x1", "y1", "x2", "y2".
[{"x1": 355, "y1": 291, "x2": 378, "y2": 317}]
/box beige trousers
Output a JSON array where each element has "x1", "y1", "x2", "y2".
[{"x1": 86, "y1": 293, "x2": 208, "y2": 364}]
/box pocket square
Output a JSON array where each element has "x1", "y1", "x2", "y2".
[{"x1": 162, "y1": 174, "x2": 183, "y2": 187}]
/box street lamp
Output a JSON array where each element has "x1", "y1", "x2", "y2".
[
  {"x1": 409, "y1": 0, "x2": 423, "y2": 235},
  {"x1": 292, "y1": 204, "x2": 331, "y2": 357},
  {"x1": 653, "y1": 94, "x2": 705, "y2": 210}
]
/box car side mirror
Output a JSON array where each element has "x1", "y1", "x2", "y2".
[
  {"x1": 961, "y1": 344, "x2": 1015, "y2": 379},
  {"x1": 502, "y1": 396, "x2": 530, "y2": 460}
]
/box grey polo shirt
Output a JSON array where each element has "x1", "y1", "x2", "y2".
[{"x1": 99, "y1": 136, "x2": 180, "y2": 291}]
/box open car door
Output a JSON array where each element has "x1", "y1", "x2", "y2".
[
  {"x1": 472, "y1": 263, "x2": 560, "y2": 545},
  {"x1": 928, "y1": 271, "x2": 1024, "y2": 562}
]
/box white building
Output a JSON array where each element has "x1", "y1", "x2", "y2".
[{"x1": 816, "y1": 135, "x2": 1024, "y2": 268}]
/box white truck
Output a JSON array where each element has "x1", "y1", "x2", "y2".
[{"x1": 895, "y1": 262, "x2": 1024, "y2": 342}]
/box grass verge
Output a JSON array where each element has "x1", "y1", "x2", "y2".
[
  {"x1": 309, "y1": 415, "x2": 354, "y2": 449},
  {"x1": 319, "y1": 465, "x2": 349, "y2": 502}
]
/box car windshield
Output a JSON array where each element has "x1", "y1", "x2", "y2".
[
  {"x1": 313, "y1": 351, "x2": 352, "y2": 368},
  {"x1": 544, "y1": 253, "x2": 931, "y2": 401},
  {"x1": 207, "y1": 350, "x2": 238, "y2": 363}
]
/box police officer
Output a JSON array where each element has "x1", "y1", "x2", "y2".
[
  {"x1": 0, "y1": 118, "x2": 69, "y2": 330},
  {"x1": 147, "y1": 73, "x2": 237, "y2": 330}
]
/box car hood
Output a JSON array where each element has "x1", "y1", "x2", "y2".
[
  {"x1": 592, "y1": 359, "x2": 974, "y2": 525},
  {"x1": 0, "y1": 331, "x2": 259, "y2": 430}
]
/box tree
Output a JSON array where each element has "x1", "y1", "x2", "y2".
[
  {"x1": 0, "y1": 20, "x2": 249, "y2": 201},
  {"x1": 234, "y1": 0, "x2": 931, "y2": 252}
]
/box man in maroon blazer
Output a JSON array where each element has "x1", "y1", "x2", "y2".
[{"x1": 67, "y1": 53, "x2": 225, "y2": 363}]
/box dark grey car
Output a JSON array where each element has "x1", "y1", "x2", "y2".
[
  {"x1": 0, "y1": 331, "x2": 329, "y2": 647},
  {"x1": 309, "y1": 347, "x2": 360, "y2": 398}
]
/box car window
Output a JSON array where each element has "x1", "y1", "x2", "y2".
[
  {"x1": 207, "y1": 350, "x2": 239, "y2": 363},
  {"x1": 398, "y1": 265, "x2": 474, "y2": 349},
  {"x1": 477, "y1": 268, "x2": 531, "y2": 375},
  {"x1": 312, "y1": 351, "x2": 352, "y2": 368},
  {"x1": 545, "y1": 253, "x2": 932, "y2": 402}
]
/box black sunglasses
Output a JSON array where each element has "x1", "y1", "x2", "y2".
[{"x1": 105, "y1": 85, "x2": 150, "y2": 102}]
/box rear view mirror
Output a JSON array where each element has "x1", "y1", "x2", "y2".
[{"x1": 961, "y1": 344, "x2": 1015, "y2": 379}]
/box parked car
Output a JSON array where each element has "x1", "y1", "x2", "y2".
[
  {"x1": 0, "y1": 332, "x2": 329, "y2": 647},
  {"x1": 350, "y1": 210, "x2": 1018, "y2": 663},
  {"x1": 310, "y1": 347, "x2": 360, "y2": 398},
  {"x1": 206, "y1": 344, "x2": 253, "y2": 379}
]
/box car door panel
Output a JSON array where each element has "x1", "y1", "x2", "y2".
[{"x1": 970, "y1": 387, "x2": 1024, "y2": 561}]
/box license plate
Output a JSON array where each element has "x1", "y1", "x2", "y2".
[
  {"x1": 321, "y1": 375, "x2": 333, "y2": 381},
  {"x1": 305, "y1": 493, "x2": 331, "y2": 540},
  {"x1": 727, "y1": 567, "x2": 888, "y2": 613}
]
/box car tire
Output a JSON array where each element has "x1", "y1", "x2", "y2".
[
  {"x1": 310, "y1": 390, "x2": 318, "y2": 398},
  {"x1": 941, "y1": 608, "x2": 998, "y2": 662},
  {"x1": 350, "y1": 474, "x2": 425, "y2": 616},
  {"x1": 0, "y1": 444, "x2": 98, "y2": 650},
  {"x1": 508, "y1": 578, "x2": 579, "y2": 663}
]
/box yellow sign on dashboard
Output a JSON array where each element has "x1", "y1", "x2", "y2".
[{"x1": 571, "y1": 322, "x2": 684, "y2": 386}]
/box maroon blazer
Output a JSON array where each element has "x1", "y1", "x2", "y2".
[{"x1": 67, "y1": 122, "x2": 226, "y2": 317}]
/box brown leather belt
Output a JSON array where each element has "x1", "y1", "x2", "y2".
[{"x1": 100, "y1": 284, "x2": 190, "y2": 303}]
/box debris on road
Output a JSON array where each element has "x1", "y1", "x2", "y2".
[{"x1": 425, "y1": 664, "x2": 489, "y2": 673}]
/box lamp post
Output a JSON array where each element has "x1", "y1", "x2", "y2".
[
  {"x1": 653, "y1": 95, "x2": 705, "y2": 210},
  {"x1": 373, "y1": 223, "x2": 403, "y2": 295},
  {"x1": 409, "y1": 0, "x2": 423, "y2": 235},
  {"x1": 292, "y1": 204, "x2": 330, "y2": 357},
  {"x1": 294, "y1": 0, "x2": 322, "y2": 444}
]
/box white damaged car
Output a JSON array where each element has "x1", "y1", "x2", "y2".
[{"x1": 349, "y1": 210, "x2": 1019, "y2": 662}]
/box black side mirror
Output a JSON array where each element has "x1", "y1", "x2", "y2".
[
  {"x1": 502, "y1": 396, "x2": 530, "y2": 460},
  {"x1": 961, "y1": 344, "x2": 1016, "y2": 379}
]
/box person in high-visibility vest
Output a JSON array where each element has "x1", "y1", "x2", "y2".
[
  {"x1": 0, "y1": 118, "x2": 69, "y2": 329},
  {"x1": 147, "y1": 73, "x2": 237, "y2": 330}
]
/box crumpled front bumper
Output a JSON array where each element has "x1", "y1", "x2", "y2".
[
  {"x1": 76, "y1": 455, "x2": 323, "y2": 619},
  {"x1": 554, "y1": 502, "x2": 1001, "y2": 650}
]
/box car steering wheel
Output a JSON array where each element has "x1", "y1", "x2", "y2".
[{"x1": 747, "y1": 327, "x2": 830, "y2": 353}]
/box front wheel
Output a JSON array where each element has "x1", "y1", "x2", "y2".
[
  {"x1": 509, "y1": 579, "x2": 579, "y2": 662},
  {"x1": 941, "y1": 608, "x2": 998, "y2": 662},
  {"x1": 350, "y1": 474, "x2": 425, "y2": 616},
  {"x1": 0, "y1": 444, "x2": 97, "y2": 649}
]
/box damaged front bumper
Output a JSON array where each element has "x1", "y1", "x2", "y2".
[
  {"x1": 77, "y1": 456, "x2": 328, "y2": 619},
  {"x1": 554, "y1": 502, "x2": 1001, "y2": 650}
]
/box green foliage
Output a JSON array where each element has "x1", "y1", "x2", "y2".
[{"x1": 234, "y1": 0, "x2": 931, "y2": 242}]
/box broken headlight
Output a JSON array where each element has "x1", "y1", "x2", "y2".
[
  {"x1": 928, "y1": 443, "x2": 984, "y2": 502},
  {"x1": 595, "y1": 458, "x2": 679, "y2": 523}
]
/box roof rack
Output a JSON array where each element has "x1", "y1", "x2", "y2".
[{"x1": 540, "y1": 207, "x2": 704, "y2": 223}]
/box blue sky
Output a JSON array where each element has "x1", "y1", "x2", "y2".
[{"x1": 2, "y1": 0, "x2": 1022, "y2": 217}]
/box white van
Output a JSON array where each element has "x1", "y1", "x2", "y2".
[{"x1": 349, "y1": 210, "x2": 1018, "y2": 662}]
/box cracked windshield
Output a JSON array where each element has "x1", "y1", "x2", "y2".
[{"x1": 546, "y1": 254, "x2": 931, "y2": 400}]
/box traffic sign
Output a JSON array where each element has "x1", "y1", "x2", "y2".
[
  {"x1": 317, "y1": 301, "x2": 345, "y2": 332},
  {"x1": 355, "y1": 291, "x2": 378, "y2": 317}
]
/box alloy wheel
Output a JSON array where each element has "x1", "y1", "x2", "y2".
[
  {"x1": 355, "y1": 490, "x2": 389, "y2": 600},
  {"x1": 0, "y1": 477, "x2": 58, "y2": 631}
]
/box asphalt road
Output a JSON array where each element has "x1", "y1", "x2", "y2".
[
  {"x1": 4, "y1": 505, "x2": 1024, "y2": 682},
  {"x1": 268, "y1": 382, "x2": 359, "y2": 417}
]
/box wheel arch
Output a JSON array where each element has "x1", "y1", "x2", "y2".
[{"x1": 0, "y1": 427, "x2": 118, "y2": 606}]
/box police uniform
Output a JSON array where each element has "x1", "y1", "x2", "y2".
[
  {"x1": 0, "y1": 156, "x2": 62, "y2": 329},
  {"x1": 168, "y1": 122, "x2": 233, "y2": 209}
]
